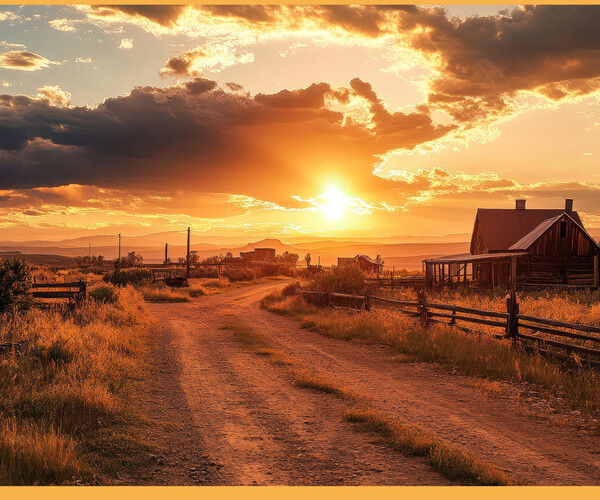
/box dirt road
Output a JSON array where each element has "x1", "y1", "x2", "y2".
[{"x1": 134, "y1": 281, "x2": 600, "y2": 485}]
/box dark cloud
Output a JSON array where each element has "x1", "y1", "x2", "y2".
[
  {"x1": 184, "y1": 78, "x2": 217, "y2": 95},
  {"x1": 90, "y1": 5, "x2": 185, "y2": 27},
  {"x1": 398, "y1": 6, "x2": 600, "y2": 119},
  {"x1": 255, "y1": 83, "x2": 331, "y2": 109},
  {"x1": 0, "y1": 80, "x2": 450, "y2": 204}
]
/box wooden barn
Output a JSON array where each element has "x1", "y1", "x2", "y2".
[{"x1": 423, "y1": 199, "x2": 600, "y2": 289}]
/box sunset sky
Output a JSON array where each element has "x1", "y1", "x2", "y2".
[{"x1": 2, "y1": 5, "x2": 600, "y2": 242}]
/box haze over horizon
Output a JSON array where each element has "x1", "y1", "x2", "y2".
[{"x1": 2, "y1": 5, "x2": 600, "y2": 242}]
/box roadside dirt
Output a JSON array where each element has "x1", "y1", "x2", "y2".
[{"x1": 129, "y1": 281, "x2": 600, "y2": 485}]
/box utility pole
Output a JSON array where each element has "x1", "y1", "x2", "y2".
[
  {"x1": 88, "y1": 242, "x2": 91, "y2": 258},
  {"x1": 165, "y1": 243, "x2": 168, "y2": 264},
  {"x1": 186, "y1": 227, "x2": 191, "y2": 279},
  {"x1": 118, "y1": 233, "x2": 121, "y2": 262}
]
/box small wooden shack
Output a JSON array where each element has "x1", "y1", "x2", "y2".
[{"x1": 424, "y1": 199, "x2": 600, "y2": 289}]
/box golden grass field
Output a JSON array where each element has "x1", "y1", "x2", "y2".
[{"x1": 0, "y1": 283, "x2": 152, "y2": 485}]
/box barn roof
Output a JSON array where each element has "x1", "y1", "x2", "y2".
[
  {"x1": 471, "y1": 208, "x2": 583, "y2": 253},
  {"x1": 356, "y1": 254, "x2": 376, "y2": 264},
  {"x1": 509, "y1": 212, "x2": 600, "y2": 251}
]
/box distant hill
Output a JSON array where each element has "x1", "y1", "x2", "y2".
[
  {"x1": 7, "y1": 226, "x2": 600, "y2": 271},
  {"x1": 0, "y1": 252, "x2": 78, "y2": 267}
]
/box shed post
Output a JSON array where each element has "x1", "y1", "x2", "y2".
[
  {"x1": 594, "y1": 253, "x2": 599, "y2": 288},
  {"x1": 510, "y1": 254, "x2": 517, "y2": 291}
]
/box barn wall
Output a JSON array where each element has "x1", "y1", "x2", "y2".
[
  {"x1": 529, "y1": 218, "x2": 594, "y2": 258},
  {"x1": 471, "y1": 220, "x2": 487, "y2": 254},
  {"x1": 517, "y1": 256, "x2": 595, "y2": 285}
]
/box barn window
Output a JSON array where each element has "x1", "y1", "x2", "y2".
[{"x1": 560, "y1": 220, "x2": 567, "y2": 238}]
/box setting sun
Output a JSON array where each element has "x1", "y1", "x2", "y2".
[{"x1": 320, "y1": 186, "x2": 348, "y2": 221}]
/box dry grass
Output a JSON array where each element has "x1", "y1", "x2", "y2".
[
  {"x1": 344, "y1": 409, "x2": 517, "y2": 485},
  {"x1": 292, "y1": 371, "x2": 358, "y2": 400},
  {"x1": 141, "y1": 286, "x2": 190, "y2": 303},
  {"x1": 262, "y1": 291, "x2": 600, "y2": 418},
  {"x1": 0, "y1": 284, "x2": 152, "y2": 484},
  {"x1": 221, "y1": 322, "x2": 268, "y2": 348},
  {"x1": 0, "y1": 420, "x2": 80, "y2": 485}
]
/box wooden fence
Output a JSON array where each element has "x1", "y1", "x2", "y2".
[
  {"x1": 297, "y1": 289, "x2": 600, "y2": 363},
  {"x1": 366, "y1": 275, "x2": 425, "y2": 290},
  {"x1": 31, "y1": 281, "x2": 87, "y2": 303}
]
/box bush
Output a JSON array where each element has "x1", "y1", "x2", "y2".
[
  {"x1": 190, "y1": 267, "x2": 219, "y2": 279},
  {"x1": 0, "y1": 258, "x2": 33, "y2": 314},
  {"x1": 308, "y1": 264, "x2": 365, "y2": 294},
  {"x1": 89, "y1": 285, "x2": 118, "y2": 304},
  {"x1": 103, "y1": 268, "x2": 149, "y2": 286},
  {"x1": 254, "y1": 265, "x2": 278, "y2": 278},
  {"x1": 281, "y1": 281, "x2": 300, "y2": 297},
  {"x1": 223, "y1": 268, "x2": 256, "y2": 282},
  {"x1": 30, "y1": 340, "x2": 73, "y2": 365}
]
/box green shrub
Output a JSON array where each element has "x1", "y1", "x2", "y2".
[
  {"x1": 190, "y1": 267, "x2": 219, "y2": 279},
  {"x1": 0, "y1": 258, "x2": 33, "y2": 314},
  {"x1": 309, "y1": 264, "x2": 365, "y2": 294},
  {"x1": 223, "y1": 268, "x2": 256, "y2": 282},
  {"x1": 281, "y1": 281, "x2": 300, "y2": 297},
  {"x1": 30, "y1": 341, "x2": 73, "y2": 365},
  {"x1": 103, "y1": 269, "x2": 149, "y2": 286},
  {"x1": 89, "y1": 285, "x2": 118, "y2": 304}
]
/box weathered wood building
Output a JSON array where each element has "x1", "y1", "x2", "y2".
[
  {"x1": 337, "y1": 255, "x2": 382, "y2": 274},
  {"x1": 424, "y1": 199, "x2": 600, "y2": 289}
]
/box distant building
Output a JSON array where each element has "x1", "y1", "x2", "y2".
[
  {"x1": 254, "y1": 248, "x2": 276, "y2": 262},
  {"x1": 423, "y1": 198, "x2": 600, "y2": 288},
  {"x1": 337, "y1": 255, "x2": 381, "y2": 274}
]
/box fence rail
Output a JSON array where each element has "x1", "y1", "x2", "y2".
[
  {"x1": 31, "y1": 281, "x2": 87, "y2": 303},
  {"x1": 296, "y1": 288, "x2": 600, "y2": 363}
]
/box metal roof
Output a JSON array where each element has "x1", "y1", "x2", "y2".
[
  {"x1": 509, "y1": 212, "x2": 600, "y2": 251},
  {"x1": 471, "y1": 209, "x2": 583, "y2": 253},
  {"x1": 423, "y1": 252, "x2": 528, "y2": 264}
]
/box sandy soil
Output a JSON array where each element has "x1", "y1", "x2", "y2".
[{"x1": 130, "y1": 281, "x2": 600, "y2": 485}]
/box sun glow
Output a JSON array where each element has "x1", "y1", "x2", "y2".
[{"x1": 320, "y1": 186, "x2": 348, "y2": 221}]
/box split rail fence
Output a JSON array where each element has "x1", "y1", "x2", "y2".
[{"x1": 297, "y1": 289, "x2": 600, "y2": 364}]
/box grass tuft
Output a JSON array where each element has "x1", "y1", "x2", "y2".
[
  {"x1": 142, "y1": 287, "x2": 190, "y2": 303},
  {"x1": 292, "y1": 371, "x2": 357, "y2": 401},
  {"x1": 343, "y1": 409, "x2": 517, "y2": 486}
]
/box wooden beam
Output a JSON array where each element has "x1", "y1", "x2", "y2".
[{"x1": 594, "y1": 253, "x2": 599, "y2": 288}]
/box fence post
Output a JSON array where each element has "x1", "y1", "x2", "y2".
[
  {"x1": 506, "y1": 290, "x2": 518, "y2": 342},
  {"x1": 364, "y1": 289, "x2": 371, "y2": 311},
  {"x1": 418, "y1": 290, "x2": 428, "y2": 328}
]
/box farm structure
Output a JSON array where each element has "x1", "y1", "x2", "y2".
[
  {"x1": 337, "y1": 255, "x2": 382, "y2": 274},
  {"x1": 423, "y1": 198, "x2": 600, "y2": 289}
]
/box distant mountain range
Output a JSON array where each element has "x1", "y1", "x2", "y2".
[{"x1": 2, "y1": 229, "x2": 598, "y2": 270}]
